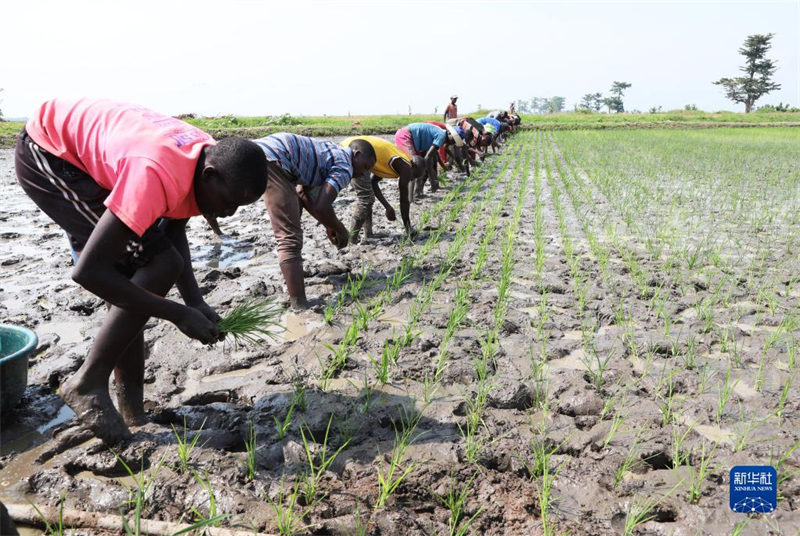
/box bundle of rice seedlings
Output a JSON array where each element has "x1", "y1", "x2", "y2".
[{"x1": 218, "y1": 299, "x2": 283, "y2": 347}]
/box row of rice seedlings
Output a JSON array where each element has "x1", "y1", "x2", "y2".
[
  {"x1": 318, "y1": 150, "x2": 511, "y2": 386},
  {"x1": 459, "y1": 137, "x2": 533, "y2": 465},
  {"x1": 364, "y1": 140, "x2": 526, "y2": 522},
  {"x1": 323, "y1": 262, "x2": 370, "y2": 323}
]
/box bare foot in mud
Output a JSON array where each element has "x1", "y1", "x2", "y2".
[
  {"x1": 59, "y1": 378, "x2": 132, "y2": 445},
  {"x1": 115, "y1": 384, "x2": 148, "y2": 427}
]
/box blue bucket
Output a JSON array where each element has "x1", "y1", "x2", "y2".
[{"x1": 0, "y1": 324, "x2": 38, "y2": 418}]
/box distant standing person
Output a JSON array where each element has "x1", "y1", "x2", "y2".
[
  {"x1": 254, "y1": 133, "x2": 376, "y2": 310},
  {"x1": 341, "y1": 136, "x2": 425, "y2": 241},
  {"x1": 444, "y1": 94, "x2": 458, "y2": 124},
  {"x1": 15, "y1": 98, "x2": 268, "y2": 444}
]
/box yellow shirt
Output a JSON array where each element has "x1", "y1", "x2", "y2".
[{"x1": 341, "y1": 136, "x2": 410, "y2": 179}]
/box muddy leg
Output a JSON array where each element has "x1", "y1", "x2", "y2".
[
  {"x1": 113, "y1": 332, "x2": 147, "y2": 427},
  {"x1": 59, "y1": 246, "x2": 183, "y2": 444},
  {"x1": 363, "y1": 206, "x2": 374, "y2": 238}
]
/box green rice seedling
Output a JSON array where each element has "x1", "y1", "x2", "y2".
[
  {"x1": 696, "y1": 298, "x2": 714, "y2": 333},
  {"x1": 622, "y1": 484, "x2": 680, "y2": 536},
  {"x1": 686, "y1": 441, "x2": 717, "y2": 504},
  {"x1": 323, "y1": 300, "x2": 337, "y2": 324},
  {"x1": 716, "y1": 366, "x2": 736, "y2": 424},
  {"x1": 219, "y1": 299, "x2": 283, "y2": 347},
  {"x1": 671, "y1": 421, "x2": 695, "y2": 469},
  {"x1": 29, "y1": 493, "x2": 70, "y2": 536},
  {"x1": 775, "y1": 375, "x2": 792, "y2": 424},
  {"x1": 114, "y1": 451, "x2": 166, "y2": 536},
  {"x1": 754, "y1": 351, "x2": 767, "y2": 392},
  {"x1": 771, "y1": 439, "x2": 800, "y2": 501},
  {"x1": 357, "y1": 370, "x2": 375, "y2": 414},
  {"x1": 434, "y1": 472, "x2": 485, "y2": 536},
  {"x1": 274, "y1": 398, "x2": 297, "y2": 440},
  {"x1": 731, "y1": 518, "x2": 750, "y2": 536},
  {"x1": 300, "y1": 416, "x2": 350, "y2": 506},
  {"x1": 537, "y1": 445, "x2": 565, "y2": 536},
  {"x1": 614, "y1": 436, "x2": 641, "y2": 488},
  {"x1": 657, "y1": 369, "x2": 678, "y2": 427},
  {"x1": 788, "y1": 337, "x2": 799, "y2": 370},
  {"x1": 244, "y1": 421, "x2": 258, "y2": 481},
  {"x1": 171, "y1": 416, "x2": 206, "y2": 474},
  {"x1": 604, "y1": 411, "x2": 625, "y2": 449},
  {"x1": 525, "y1": 423, "x2": 562, "y2": 480},
  {"x1": 376, "y1": 407, "x2": 423, "y2": 508},
  {"x1": 732, "y1": 403, "x2": 765, "y2": 453},
  {"x1": 681, "y1": 335, "x2": 698, "y2": 370},
  {"x1": 291, "y1": 381, "x2": 307, "y2": 413},
  {"x1": 582, "y1": 348, "x2": 615, "y2": 392},
  {"x1": 265, "y1": 475, "x2": 313, "y2": 536},
  {"x1": 187, "y1": 469, "x2": 230, "y2": 529},
  {"x1": 697, "y1": 365, "x2": 716, "y2": 395}
]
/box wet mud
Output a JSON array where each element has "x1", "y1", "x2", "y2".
[{"x1": 1, "y1": 132, "x2": 799, "y2": 535}]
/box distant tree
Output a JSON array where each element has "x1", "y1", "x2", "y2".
[
  {"x1": 603, "y1": 81, "x2": 631, "y2": 113},
  {"x1": 0, "y1": 88, "x2": 4, "y2": 121},
  {"x1": 684, "y1": 104, "x2": 698, "y2": 111},
  {"x1": 714, "y1": 33, "x2": 781, "y2": 113},
  {"x1": 515, "y1": 99, "x2": 531, "y2": 113},
  {"x1": 547, "y1": 96, "x2": 565, "y2": 113},
  {"x1": 649, "y1": 106, "x2": 662, "y2": 113},
  {"x1": 579, "y1": 92, "x2": 603, "y2": 112}
]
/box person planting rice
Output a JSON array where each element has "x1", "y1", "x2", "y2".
[
  {"x1": 340, "y1": 136, "x2": 425, "y2": 242},
  {"x1": 15, "y1": 98, "x2": 268, "y2": 444},
  {"x1": 394, "y1": 122, "x2": 456, "y2": 197},
  {"x1": 425, "y1": 121, "x2": 468, "y2": 175},
  {"x1": 477, "y1": 116, "x2": 504, "y2": 153},
  {"x1": 254, "y1": 133, "x2": 376, "y2": 310}
]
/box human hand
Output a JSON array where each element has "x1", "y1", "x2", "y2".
[
  {"x1": 326, "y1": 220, "x2": 349, "y2": 249},
  {"x1": 192, "y1": 301, "x2": 221, "y2": 324},
  {"x1": 385, "y1": 206, "x2": 397, "y2": 221},
  {"x1": 175, "y1": 307, "x2": 220, "y2": 344}
]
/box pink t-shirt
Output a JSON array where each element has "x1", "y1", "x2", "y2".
[{"x1": 25, "y1": 98, "x2": 215, "y2": 237}]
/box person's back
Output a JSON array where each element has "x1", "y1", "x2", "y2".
[
  {"x1": 254, "y1": 133, "x2": 353, "y2": 193},
  {"x1": 26, "y1": 98, "x2": 213, "y2": 235},
  {"x1": 341, "y1": 136, "x2": 410, "y2": 179},
  {"x1": 406, "y1": 122, "x2": 447, "y2": 152}
]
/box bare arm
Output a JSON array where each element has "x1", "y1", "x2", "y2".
[
  {"x1": 164, "y1": 219, "x2": 220, "y2": 322},
  {"x1": 72, "y1": 211, "x2": 218, "y2": 342},
  {"x1": 298, "y1": 183, "x2": 348, "y2": 247},
  {"x1": 371, "y1": 175, "x2": 394, "y2": 217}
]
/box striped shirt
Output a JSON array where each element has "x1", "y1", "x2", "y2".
[{"x1": 254, "y1": 133, "x2": 354, "y2": 193}]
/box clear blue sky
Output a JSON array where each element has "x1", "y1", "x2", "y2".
[{"x1": 1, "y1": 0, "x2": 797, "y2": 118}]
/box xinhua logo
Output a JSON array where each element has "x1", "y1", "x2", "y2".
[{"x1": 730, "y1": 466, "x2": 777, "y2": 513}]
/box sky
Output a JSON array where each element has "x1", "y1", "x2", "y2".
[{"x1": 1, "y1": 0, "x2": 798, "y2": 118}]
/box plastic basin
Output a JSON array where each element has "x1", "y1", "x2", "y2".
[{"x1": 0, "y1": 324, "x2": 37, "y2": 418}]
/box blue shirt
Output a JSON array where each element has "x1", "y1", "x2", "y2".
[
  {"x1": 407, "y1": 123, "x2": 447, "y2": 152},
  {"x1": 254, "y1": 133, "x2": 354, "y2": 193},
  {"x1": 477, "y1": 117, "x2": 503, "y2": 133}
]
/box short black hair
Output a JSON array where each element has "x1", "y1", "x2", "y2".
[
  {"x1": 208, "y1": 137, "x2": 267, "y2": 197},
  {"x1": 348, "y1": 139, "x2": 377, "y2": 163}
]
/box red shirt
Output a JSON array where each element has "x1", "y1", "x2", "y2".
[{"x1": 26, "y1": 98, "x2": 213, "y2": 236}]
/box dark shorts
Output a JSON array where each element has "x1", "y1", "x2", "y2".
[{"x1": 15, "y1": 128, "x2": 172, "y2": 276}]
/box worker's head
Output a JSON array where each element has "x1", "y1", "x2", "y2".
[
  {"x1": 348, "y1": 139, "x2": 377, "y2": 178},
  {"x1": 195, "y1": 138, "x2": 267, "y2": 219},
  {"x1": 450, "y1": 94, "x2": 458, "y2": 104}
]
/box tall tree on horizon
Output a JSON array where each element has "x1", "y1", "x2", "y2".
[
  {"x1": 714, "y1": 33, "x2": 781, "y2": 113},
  {"x1": 604, "y1": 81, "x2": 631, "y2": 113}
]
